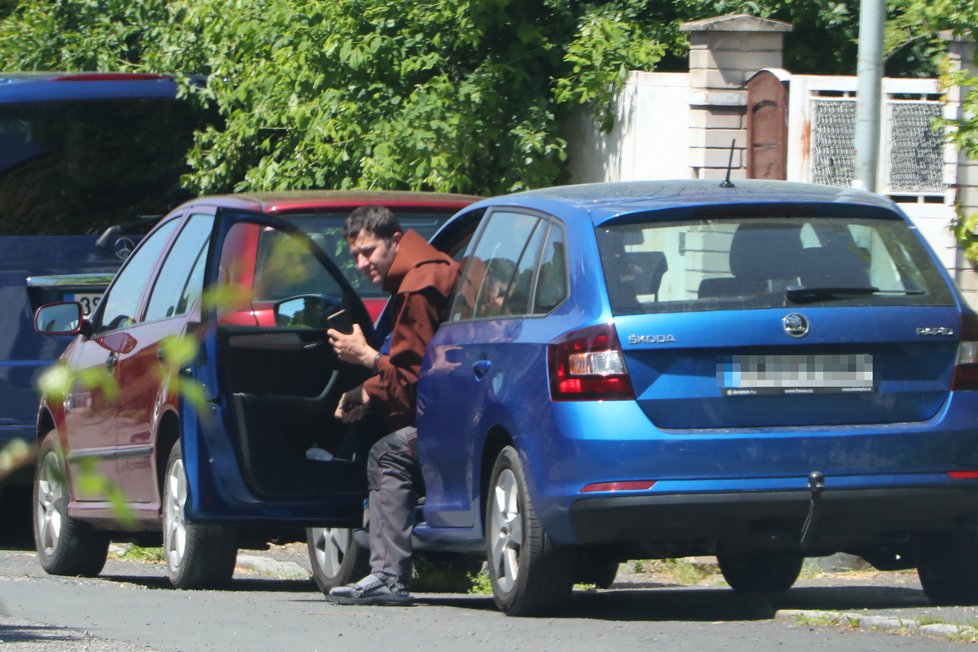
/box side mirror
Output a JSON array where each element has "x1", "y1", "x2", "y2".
[
  {"x1": 35, "y1": 302, "x2": 85, "y2": 336},
  {"x1": 273, "y1": 294, "x2": 338, "y2": 329}
]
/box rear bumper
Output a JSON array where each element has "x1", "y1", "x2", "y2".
[{"x1": 568, "y1": 485, "x2": 978, "y2": 549}]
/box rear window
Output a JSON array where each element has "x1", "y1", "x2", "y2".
[
  {"x1": 285, "y1": 212, "x2": 453, "y2": 299},
  {"x1": 0, "y1": 98, "x2": 205, "y2": 235},
  {"x1": 597, "y1": 215, "x2": 955, "y2": 314}
]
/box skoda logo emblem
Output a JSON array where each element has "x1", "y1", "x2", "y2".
[{"x1": 783, "y1": 313, "x2": 809, "y2": 338}]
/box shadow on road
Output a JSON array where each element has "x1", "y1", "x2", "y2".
[
  {"x1": 416, "y1": 584, "x2": 930, "y2": 621},
  {"x1": 562, "y1": 584, "x2": 928, "y2": 622},
  {"x1": 0, "y1": 621, "x2": 89, "y2": 645},
  {"x1": 97, "y1": 572, "x2": 317, "y2": 594}
]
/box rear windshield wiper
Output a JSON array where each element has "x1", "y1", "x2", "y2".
[{"x1": 785, "y1": 285, "x2": 924, "y2": 303}]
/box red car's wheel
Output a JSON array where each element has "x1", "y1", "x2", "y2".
[{"x1": 33, "y1": 431, "x2": 108, "y2": 577}]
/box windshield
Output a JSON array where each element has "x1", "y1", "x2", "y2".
[
  {"x1": 0, "y1": 98, "x2": 206, "y2": 235},
  {"x1": 597, "y1": 214, "x2": 955, "y2": 314},
  {"x1": 285, "y1": 212, "x2": 452, "y2": 299}
]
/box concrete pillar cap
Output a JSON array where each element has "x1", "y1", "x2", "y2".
[
  {"x1": 939, "y1": 29, "x2": 973, "y2": 44},
  {"x1": 680, "y1": 14, "x2": 792, "y2": 33},
  {"x1": 747, "y1": 68, "x2": 792, "y2": 83}
]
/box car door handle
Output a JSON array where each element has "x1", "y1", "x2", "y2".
[
  {"x1": 105, "y1": 352, "x2": 119, "y2": 369},
  {"x1": 473, "y1": 359, "x2": 492, "y2": 380}
]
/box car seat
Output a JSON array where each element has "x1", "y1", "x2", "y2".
[{"x1": 698, "y1": 223, "x2": 804, "y2": 299}]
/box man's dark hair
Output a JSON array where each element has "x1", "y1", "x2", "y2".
[{"x1": 343, "y1": 205, "x2": 402, "y2": 243}]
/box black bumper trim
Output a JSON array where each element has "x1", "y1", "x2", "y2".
[{"x1": 569, "y1": 486, "x2": 978, "y2": 546}]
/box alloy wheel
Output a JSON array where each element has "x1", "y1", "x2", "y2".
[
  {"x1": 35, "y1": 448, "x2": 64, "y2": 556},
  {"x1": 164, "y1": 456, "x2": 188, "y2": 572},
  {"x1": 488, "y1": 468, "x2": 523, "y2": 593},
  {"x1": 310, "y1": 527, "x2": 353, "y2": 579}
]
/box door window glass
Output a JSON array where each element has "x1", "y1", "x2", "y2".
[
  {"x1": 530, "y1": 225, "x2": 567, "y2": 314},
  {"x1": 285, "y1": 212, "x2": 458, "y2": 302},
  {"x1": 498, "y1": 221, "x2": 548, "y2": 317},
  {"x1": 217, "y1": 221, "x2": 345, "y2": 321},
  {"x1": 449, "y1": 211, "x2": 542, "y2": 321},
  {"x1": 97, "y1": 219, "x2": 179, "y2": 332},
  {"x1": 144, "y1": 214, "x2": 213, "y2": 322},
  {"x1": 253, "y1": 227, "x2": 343, "y2": 302}
]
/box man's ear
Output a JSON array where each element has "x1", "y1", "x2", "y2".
[{"x1": 390, "y1": 231, "x2": 404, "y2": 247}]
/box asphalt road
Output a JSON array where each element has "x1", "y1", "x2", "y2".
[{"x1": 1, "y1": 490, "x2": 976, "y2": 651}]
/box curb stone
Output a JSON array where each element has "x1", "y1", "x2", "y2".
[
  {"x1": 234, "y1": 554, "x2": 311, "y2": 580},
  {"x1": 111, "y1": 543, "x2": 313, "y2": 581},
  {"x1": 777, "y1": 609, "x2": 978, "y2": 642}
]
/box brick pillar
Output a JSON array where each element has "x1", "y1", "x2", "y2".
[
  {"x1": 943, "y1": 33, "x2": 978, "y2": 308},
  {"x1": 680, "y1": 14, "x2": 791, "y2": 180}
]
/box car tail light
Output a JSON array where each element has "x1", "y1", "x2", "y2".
[
  {"x1": 548, "y1": 323, "x2": 634, "y2": 401},
  {"x1": 952, "y1": 312, "x2": 978, "y2": 391},
  {"x1": 948, "y1": 470, "x2": 978, "y2": 480}
]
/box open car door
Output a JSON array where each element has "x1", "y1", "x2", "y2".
[{"x1": 181, "y1": 209, "x2": 374, "y2": 526}]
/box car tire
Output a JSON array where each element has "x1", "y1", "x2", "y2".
[
  {"x1": 162, "y1": 444, "x2": 237, "y2": 589},
  {"x1": 306, "y1": 526, "x2": 370, "y2": 593},
  {"x1": 717, "y1": 553, "x2": 804, "y2": 592},
  {"x1": 33, "y1": 431, "x2": 109, "y2": 577},
  {"x1": 485, "y1": 446, "x2": 575, "y2": 616},
  {"x1": 917, "y1": 531, "x2": 978, "y2": 605}
]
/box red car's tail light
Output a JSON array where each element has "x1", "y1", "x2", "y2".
[
  {"x1": 951, "y1": 312, "x2": 978, "y2": 391},
  {"x1": 548, "y1": 323, "x2": 635, "y2": 401}
]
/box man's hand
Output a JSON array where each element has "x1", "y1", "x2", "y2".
[
  {"x1": 335, "y1": 385, "x2": 370, "y2": 423},
  {"x1": 327, "y1": 323, "x2": 377, "y2": 368}
]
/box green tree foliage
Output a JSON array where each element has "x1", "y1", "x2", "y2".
[
  {"x1": 0, "y1": 0, "x2": 669, "y2": 194},
  {"x1": 0, "y1": 0, "x2": 171, "y2": 70},
  {"x1": 0, "y1": 0, "x2": 967, "y2": 196},
  {"x1": 933, "y1": 1, "x2": 978, "y2": 262}
]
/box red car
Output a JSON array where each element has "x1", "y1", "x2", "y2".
[{"x1": 31, "y1": 190, "x2": 476, "y2": 589}]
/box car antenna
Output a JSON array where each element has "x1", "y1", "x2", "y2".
[{"x1": 719, "y1": 139, "x2": 736, "y2": 188}]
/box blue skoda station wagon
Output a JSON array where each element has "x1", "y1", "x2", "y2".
[
  {"x1": 34, "y1": 180, "x2": 978, "y2": 617},
  {"x1": 404, "y1": 179, "x2": 978, "y2": 614}
]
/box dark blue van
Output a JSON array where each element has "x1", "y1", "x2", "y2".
[{"x1": 0, "y1": 72, "x2": 208, "y2": 484}]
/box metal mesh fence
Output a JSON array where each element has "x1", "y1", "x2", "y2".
[
  {"x1": 888, "y1": 102, "x2": 945, "y2": 193},
  {"x1": 811, "y1": 99, "x2": 855, "y2": 188},
  {"x1": 810, "y1": 96, "x2": 945, "y2": 194}
]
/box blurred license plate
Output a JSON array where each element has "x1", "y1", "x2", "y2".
[
  {"x1": 719, "y1": 354, "x2": 874, "y2": 396},
  {"x1": 64, "y1": 292, "x2": 101, "y2": 316}
]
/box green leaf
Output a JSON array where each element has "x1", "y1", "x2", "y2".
[
  {"x1": 37, "y1": 364, "x2": 73, "y2": 401},
  {"x1": 159, "y1": 335, "x2": 198, "y2": 369},
  {"x1": 202, "y1": 283, "x2": 253, "y2": 313},
  {"x1": 77, "y1": 367, "x2": 120, "y2": 403},
  {"x1": 0, "y1": 438, "x2": 31, "y2": 478},
  {"x1": 172, "y1": 376, "x2": 209, "y2": 414}
]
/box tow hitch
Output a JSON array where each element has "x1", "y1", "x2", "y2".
[{"x1": 799, "y1": 470, "x2": 824, "y2": 547}]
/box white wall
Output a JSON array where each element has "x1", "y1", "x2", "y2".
[{"x1": 566, "y1": 72, "x2": 689, "y2": 184}]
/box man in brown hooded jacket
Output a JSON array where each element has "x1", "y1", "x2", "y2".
[{"x1": 325, "y1": 204, "x2": 458, "y2": 605}]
